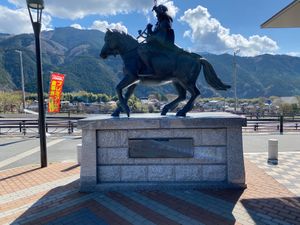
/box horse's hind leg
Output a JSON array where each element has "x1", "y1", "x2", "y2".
[
  {"x1": 112, "y1": 84, "x2": 137, "y2": 117},
  {"x1": 161, "y1": 82, "x2": 186, "y2": 115},
  {"x1": 176, "y1": 84, "x2": 200, "y2": 117}
]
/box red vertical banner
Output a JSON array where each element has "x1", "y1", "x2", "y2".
[{"x1": 48, "y1": 72, "x2": 65, "y2": 113}]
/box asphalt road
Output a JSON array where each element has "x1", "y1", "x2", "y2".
[
  {"x1": 1, "y1": 133, "x2": 300, "y2": 171},
  {"x1": 243, "y1": 133, "x2": 300, "y2": 153},
  {"x1": 0, "y1": 135, "x2": 81, "y2": 170}
]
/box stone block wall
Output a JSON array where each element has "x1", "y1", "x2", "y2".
[
  {"x1": 97, "y1": 128, "x2": 227, "y2": 183},
  {"x1": 78, "y1": 113, "x2": 246, "y2": 192}
]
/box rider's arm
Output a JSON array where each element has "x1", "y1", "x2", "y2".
[{"x1": 147, "y1": 23, "x2": 153, "y2": 35}]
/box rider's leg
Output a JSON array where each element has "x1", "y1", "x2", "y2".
[{"x1": 137, "y1": 47, "x2": 154, "y2": 74}]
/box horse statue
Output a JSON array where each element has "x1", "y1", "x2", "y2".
[{"x1": 100, "y1": 29, "x2": 230, "y2": 117}]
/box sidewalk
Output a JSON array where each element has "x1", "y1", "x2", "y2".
[{"x1": 0, "y1": 159, "x2": 299, "y2": 225}]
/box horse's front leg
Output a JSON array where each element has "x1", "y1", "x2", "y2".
[
  {"x1": 115, "y1": 76, "x2": 138, "y2": 117},
  {"x1": 112, "y1": 84, "x2": 137, "y2": 117}
]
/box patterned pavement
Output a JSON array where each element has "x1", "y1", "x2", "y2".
[
  {"x1": 0, "y1": 160, "x2": 299, "y2": 225},
  {"x1": 245, "y1": 152, "x2": 300, "y2": 196}
]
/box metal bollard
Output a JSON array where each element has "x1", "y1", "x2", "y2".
[
  {"x1": 268, "y1": 139, "x2": 278, "y2": 165},
  {"x1": 68, "y1": 120, "x2": 72, "y2": 134},
  {"x1": 22, "y1": 121, "x2": 26, "y2": 135},
  {"x1": 280, "y1": 115, "x2": 284, "y2": 134}
]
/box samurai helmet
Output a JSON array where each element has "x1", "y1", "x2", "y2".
[{"x1": 152, "y1": 4, "x2": 168, "y2": 15}]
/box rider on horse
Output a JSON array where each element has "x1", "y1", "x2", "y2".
[
  {"x1": 138, "y1": 4, "x2": 175, "y2": 75},
  {"x1": 147, "y1": 4, "x2": 175, "y2": 46},
  {"x1": 100, "y1": 4, "x2": 231, "y2": 117}
]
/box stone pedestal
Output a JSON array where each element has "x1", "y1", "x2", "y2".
[{"x1": 78, "y1": 113, "x2": 247, "y2": 192}]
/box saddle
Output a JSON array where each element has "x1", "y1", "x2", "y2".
[{"x1": 138, "y1": 41, "x2": 186, "y2": 74}]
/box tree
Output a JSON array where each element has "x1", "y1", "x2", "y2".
[
  {"x1": 98, "y1": 94, "x2": 110, "y2": 103},
  {"x1": 0, "y1": 91, "x2": 22, "y2": 113}
]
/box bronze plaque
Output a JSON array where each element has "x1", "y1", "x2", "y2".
[{"x1": 129, "y1": 138, "x2": 193, "y2": 158}]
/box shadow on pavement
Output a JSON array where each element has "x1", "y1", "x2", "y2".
[
  {"x1": 8, "y1": 164, "x2": 300, "y2": 225},
  {"x1": 12, "y1": 187, "x2": 245, "y2": 225},
  {"x1": 0, "y1": 167, "x2": 40, "y2": 181},
  {"x1": 241, "y1": 197, "x2": 300, "y2": 224},
  {"x1": 61, "y1": 164, "x2": 80, "y2": 172},
  {"x1": 0, "y1": 139, "x2": 29, "y2": 147},
  {"x1": 201, "y1": 189, "x2": 300, "y2": 224},
  {"x1": 11, "y1": 180, "x2": 86, "y2": 225}
]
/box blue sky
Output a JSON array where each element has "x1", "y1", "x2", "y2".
[{"x1": 1, "y1": 0, "x2": 300, "y2": 56}]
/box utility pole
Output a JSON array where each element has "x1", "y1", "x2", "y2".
[
  {"x1": 15, "y1": 50, "x2": 26, "y2": 112},
  {"x1": 233, "y1": 49, "x2": 240, "y2": 113}
]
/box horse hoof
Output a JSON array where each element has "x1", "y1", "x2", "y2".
[
  {"x1": 111, "y1": 110, "x2": 120, "y2": 117},
  {"x1": 161, "y1": 108, "x2": 168, "y2": 116},
  {"x1": 176, "y1": 111, "x2": 186, "y2": 117},
  {"x1": 111, "y1": 113, "x2": 120, "y2": 117},
  {"x1": 125, "y1": 106, "x2": 130, "y2": 117}
]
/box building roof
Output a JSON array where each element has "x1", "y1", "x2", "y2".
[{"x1": 261, "y1": 0, "x2": 300, "y2": 28}]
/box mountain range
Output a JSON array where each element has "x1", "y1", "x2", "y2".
[{"x1": 1, "y1": 27, "x2": 300, "y2": 98}]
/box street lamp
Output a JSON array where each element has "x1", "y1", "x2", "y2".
[
  {"x1": 15, "y1": 50, "x2": 26, "y2": 112},
  {"x1": 27, "y1": 0, "x2": 47, "y2": 168},
  {"x1": 233, "y1": 49, "x2": 240, "y2": 113}
]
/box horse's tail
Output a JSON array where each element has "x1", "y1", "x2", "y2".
[{"x1": 196, "y1": 55, "x2": 231, "y2": 91}]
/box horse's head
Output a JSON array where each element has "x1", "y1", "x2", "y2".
[
  {"x1": 100, "y1": 29, "x2": 138, "y2": 59},
  {"x1": 100, "y1": 29, "x2": 121, "y2": 59}
]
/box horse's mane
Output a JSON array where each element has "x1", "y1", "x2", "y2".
[{"x1": 109, "y1": 29, "x2": 137, "y2": 43}]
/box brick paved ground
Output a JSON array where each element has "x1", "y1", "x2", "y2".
[
  {"x1": 0, "y1": 160, "x2": 299, "y2": 225},
  {"x1": 245, "y1": 152, "x2": 300, "y2": 196}
]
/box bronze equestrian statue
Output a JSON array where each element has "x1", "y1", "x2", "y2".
[{"x1": 100, "y1": 4, "x2": 230, "y2": 117}]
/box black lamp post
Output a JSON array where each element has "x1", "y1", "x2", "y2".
[{"x1": 27, "y1": 0, "x2": 47, "y2": 168}]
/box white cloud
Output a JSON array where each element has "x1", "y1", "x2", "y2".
[
  {"x1": 285, "y1": 52, "x2": 300, "y2": 57},
  {"x1": 90, "y1": 20, "x2": 128, "y2": 33},
  {"x1": 0, "y1": 5, "x2": 52, "y2": 34},
  {"x1": 7, "y1": 0, "x2": 178, "y2": 38},
  {"x1": 71, "y1": 24, "x2": 84, "y2": 30},
  {"x1": 179, "y1": 5, "x2": 279, "y2": 56},
  {"x1": 9, "y1": 0, "x2": 153, "y2": 20},
  {"x1": 10, "y1": 0, "x2": 178, "y2": 20},
  {"x1": 68, "y1": 21, "x2": 128, "y2": 34}
]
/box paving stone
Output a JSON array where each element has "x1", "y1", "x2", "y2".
[
  {"x1": 245, "y1": 152, "x2": 300, "y2": 196},
  {"x1": 1, "y1": 159, "x2": 300, "y2": 225}
]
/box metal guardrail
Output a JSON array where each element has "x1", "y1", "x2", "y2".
[
  {"x1": 243, "y1": 116, "x2": 300, "y2": 134},
  {"x1": 2, "y1": 114, "x2": 300, "y2": 135},
  {"x1": 0, "y1": 117, "x2": 83, "y2": 135}
]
